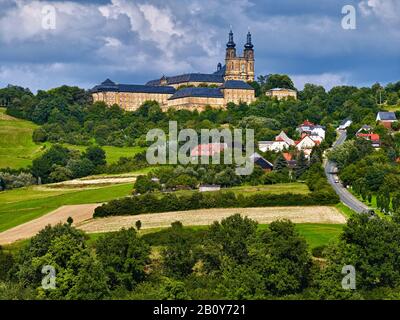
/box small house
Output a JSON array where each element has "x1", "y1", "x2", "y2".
[{"x1": 376, "y1": 112, "x2": 397, "y2": 129}]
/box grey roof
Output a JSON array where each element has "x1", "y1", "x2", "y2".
[
  {"x1": 340, "y1": 117, "x2": 352, "y2": 125},
  {"x1": 146, "y1": 73, "x2": 224, "y2": 86},
  {"x1": 377, "y1": 111, "x2": 397, "y2": 121},
  {"x1": 168, "y1": 87, "x2": 223, "y2": 100},
  {"x1": 268, "y1": 88, "x2": 297, "y2": 92},
  {"x1": 250, "y1": 153, "x2": 274, "y2": 169},
  {"x1": 213, "y1": 64, "x2": 226, "y2": 76},
  {"x1": 221, "y1": 80, "x2": 254, "y2": 90},
  {"x1": 91, "y1": 80, "x2": 176, "y2": 94}
]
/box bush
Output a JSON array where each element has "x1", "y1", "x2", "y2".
[{"x1": 311, "y1": 245, "x2": 327, "y2": 258}]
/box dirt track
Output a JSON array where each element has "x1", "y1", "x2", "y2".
[
  {"x1": 77, "y1": 206, "x2": 346, "y2": 234},
  {"x1": 0, "y1": 205, "x2": 346, "y2": 245},
  {"x1": 0, "y1": 204, "x2": 98, "y2": 245}
]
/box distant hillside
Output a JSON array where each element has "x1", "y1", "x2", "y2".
[
  {"x1": 0, "y1": 108, "x2": 46, "y2": 169},
  {"x1": 0, "y1": 108, "x2": 144, "y2": 169}
]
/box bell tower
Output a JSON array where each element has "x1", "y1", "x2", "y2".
[
  {"x1": 243, "y1": 31, "x2": 255, "y2": 81},
  {"x1": 225, "y1": 29, "x2": 239, "y2": 81},
  {"x1": 224, "y1": 29, "x2": 255, "y2": 82}
]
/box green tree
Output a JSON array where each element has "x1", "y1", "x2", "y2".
[
  {"x1": 66, "y1": 158, "x2": 95, "y2": 179},
  {"x1": 274, "y1": 154, "x2": 288, "y2": 173},
  {"x1": 96, "y1": 228, "x2": 150, "y2": 290},
  {"x1": 134, "y1": 175, "x2": 160, "y2": 194},
  {"x1": 295, "y1": 151, "x2": 309, "y2": 179},
  {"x1": 162, "y1": 222, "x2": 197, "y2": 279},
  {"x1": 35, "y1": 234, "x2": 109, "y2": 300},
  {"x1": 83, "y1": 146, "x2": 106, "y2": 167}
]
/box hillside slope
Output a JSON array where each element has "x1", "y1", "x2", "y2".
[
  {"x1": 0, "y1": 108, "x2": 45, "y2": 169},
  {"x1": 0, "y1": 108, "x2": 144, "y2": 169}
]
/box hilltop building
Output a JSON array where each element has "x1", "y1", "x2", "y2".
[
  {"x1": 266, "y1": 88, "x2": 297, "y2": 100},
  {"x1": 91, "y1": 30, "x2": 256, "y2": 112}
]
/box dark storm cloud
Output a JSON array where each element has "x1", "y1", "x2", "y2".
[{"x1": 0, "y1": 0, "x2": 398, "y2": 91}]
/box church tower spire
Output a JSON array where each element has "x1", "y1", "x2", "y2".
[
  {"x1": 226, "y1": 29, "x2": 236, "y2": 48},
  {"x1": 244, "y1": 31, "x2": 253, "y2": 49}
]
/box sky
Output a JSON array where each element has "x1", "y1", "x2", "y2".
[{"x1": 0, "y1": 0, "x2": 399, "y2": 92}]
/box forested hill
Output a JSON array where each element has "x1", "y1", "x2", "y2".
[{"x1": 1, "y1": 76, "x2": 399, "y2": 150}]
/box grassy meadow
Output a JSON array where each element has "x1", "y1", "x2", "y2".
[
  {"x1": 0, "y1": 107, "x2": 145, "y2": 169},
  {"x1": 0, "y1": 183, "x2": 133, "y2": 232},
  {"x1": 0, "y1": 108, "x2": 44, "y2": 169}
]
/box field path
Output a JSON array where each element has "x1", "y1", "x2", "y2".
[
  {"x1": 0, "y1": 205, "x2": 346, "y2": 245},
  {"x1": 0, "y1": 204, "x2": 98, "y2": 245},
  {"x1": 77, "y1": 206, "x2": 346, "y2": 234}
]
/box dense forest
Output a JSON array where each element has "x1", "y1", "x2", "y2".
[{"x1": 2, "y1": 213, "x2": 400, "y2": 299}]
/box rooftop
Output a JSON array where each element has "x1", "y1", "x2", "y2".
[
  {"x1": 168, "y1": 87, "x2": 223, "y2": 100},
  {"x1": 377, "y1": 111, "x2": 397, "y2": 121},
  {"x1": 268, "y1": 88, "x2": 297, "y2": 92},
  {"x1": 221, "y1": 80, "x2": 254, "y2": 90},
  {"x1": 146, "y1": 73, "x2": 224, "y2": 86},
  {"x1": 91, "y1": 80, "x2": 176, "y2": 94}
]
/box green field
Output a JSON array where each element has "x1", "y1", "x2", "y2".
[
  {"x1": 0, "y1": 107, "x2": 145, "y2": 169},
  {"x1": 60, "y1": 144, "x2": 145, "y2": 165},
  {"x1": 0, "y1": 183, "x2": 133, "y2": 232},
  {"x1": 0, "y1": 108, "x2": 44, "y2": 168}
]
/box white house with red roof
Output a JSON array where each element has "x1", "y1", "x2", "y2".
[
  {"x1": 297, "y1": 120, "x2": 326, "y2": 140},
  {"x1": 356, "y1": 133, "x2": 381, "y2": 148},
  {"x1": 191, "y1": 143, "x2": 227, "y2": 157}
]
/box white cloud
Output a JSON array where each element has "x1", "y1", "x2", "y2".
[
  {"x1": 359, "y1": 0, "x2": 400, "y2": 25},
  {"x1": 291, "y1": 73, "x2": 349, "y2": 90}
]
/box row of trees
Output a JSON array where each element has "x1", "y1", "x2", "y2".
[{"x1": 93, "y1": 188, "x2": 339, "y2": 218}]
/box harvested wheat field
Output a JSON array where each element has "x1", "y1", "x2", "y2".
[{"x1": 77, "y1": 206, "x2": 346, "y2": 234}]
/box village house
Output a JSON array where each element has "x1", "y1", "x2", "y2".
[
  {"x1": 199, "y1": 184, "x2": 221, "y2": 192},
  {"x1": 296, "y1": 120, "x2": 326, "y2": 140},
  {"x1": 283, "y1": 152, "x2": 297, "y2": 169},
  {"x1": 190, "y1": 143, "x2": 227, "y2": 158},
  {"x1": 249, "y1": 153, "x2": 274, "y2": 172},
  {"x1": 258, "y1": 131, "x2": 294, "y2": 152},
  {"x1": 295, "y1": 135, "x2": 319, "y2": 157},
  {"x1": 356, "y1": 125, "x2": 373, "y2": 134},
  {"x1": 376, "y1": 112, "x2": 397, "y2": 129},
  {"x1": 356, "y1": 132, "x2": 381, "y2": 148},
  {"x1": 338, "y1": 118, "x2": 352, "y2": 130}
]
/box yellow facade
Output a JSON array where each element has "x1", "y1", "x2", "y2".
[
  {"x1": 92, "y1": 91, "x2": 172, "y2": 112},
  {"x1": 266, "y1": 89, "x2": 297, "y2": 100},
  {"x1": 92, "y1": 87, "x2": 255, "y2": 112}
]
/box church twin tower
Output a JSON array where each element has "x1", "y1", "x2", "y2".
[{"x1": 224, "y1": 30, "x2": 255, "y2": 82}]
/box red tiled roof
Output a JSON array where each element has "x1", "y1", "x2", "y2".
[
  {"x1": 191, "y1": 143, "x2": 226, "y2": 157},
  {"x1": 301, "y1": 120, "x2": 315, "y2": 126},
  {"x1": 357, "y1": 133, "x2": 380, "y2": 141}
]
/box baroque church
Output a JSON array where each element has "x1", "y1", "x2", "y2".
[{"x1": 91, "y1": 30, "x2": 256, "y2": 111}]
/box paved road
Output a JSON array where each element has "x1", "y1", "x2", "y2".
[{"x1": 324, "y1": 130, "x2": 370, "y2": 214}]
